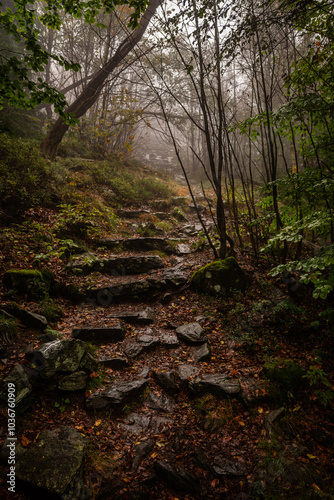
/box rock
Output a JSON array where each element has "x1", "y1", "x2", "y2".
[
  {"x1": 16, "y1": 426, "x2": 86, "y2": 497},
  {"x1": 194, "y1": 342, "x2": 211, "y2": 362},
  {"x1": 264, "y1": 407, "x2": 286, "y2": 438},
  {"x1": 113, "y1": 307, "x2": 155, "y2": 325},
  {"x1": 3, "y1": 269, "x2": 46, "y2": 297},
  {"x1": 154, "y1": 212, "x2": 170, "y2": 220},
  {"x1": 0, "y1": 364, "x2": 33, "y2": 413},
  {"x1": 154, "y1": 461, "x2": 201, "y2": 494},
  {"x1": 137, "y1": 334, "x2": 160, "y2": 350},
  {"x1": 80, "y1": 352, "x2": 99, "y2": 373},
  {"x1": 5, "y1": 307, "x2": 48, "y2": 331},
  {"x1": 121, "y1": 413, "x2": 151, "y2": 434},
  {"x1": 58, "y1": 371, "x2": 88, "y2": 391},
  {"x1": 191, "y1": 257, "x2": 248, "y2": 296},
  {"x1": 68, "y1": 254, "x2": 164, "y2": 275},
  {"x1": 159, "y1": 331, "x2": 180, "y2": 348},
  {"x1": 32, "y1": 339, "x2": 87, "y2": 379},
  {"x1": 144, "y1": 390, "x2": 175, "y2": 413},
  {"x1": 131, "y1": 439, "x2": 155, "y2": 472},
  {"x1": 177, "y1": 364, "x2": 201, "y2": 389},
  {"x1": 161, "y1": 293, "x2": 173, "y2": 305},
  {"x1": 86, "y1": 378, "x2": 148, "y2": 409},
  {"x1": 171, "y1": 207, "x2": 188, "y2": 222},
  {"x1": 72, "y1": 324, "x2": 125, "y2": 343},
  {"x1": 176, "y1": 243, "x2": 192, "y2": 255},
  {"x1": 98, "y1": 356, "x2": 129, "y2": 369},
  {"x1": 122, "y1": 237, "x2": 173, "y2": 253},
  {"x1": 212, "y1": 456, "x2": 247, "y2": 477},
  {"x1": 176, "y1": 322, "x2": 207, "y2": 345},
  {"x1": 153, "y1": 370, "x2": 179, "y2": 394},
  {"x1": 189, "y1": 374, "x2": 241, "y2": 397},
  {"x1": 194, "y1": 447, "x2": 214, "y2": 473},
  {"x1": 162, "y1": 267, "x2": 187, "y2": 287},
  {"x1": 124, "y1": 343, "x2": 145, "y2": 359},
  {"x1": 150, "y1": 416, "x2": 174, "y2": 434}
]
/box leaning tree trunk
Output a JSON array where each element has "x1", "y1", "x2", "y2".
[{"x1": 41, "y1": 0, "x2": 163, "y2": 159}]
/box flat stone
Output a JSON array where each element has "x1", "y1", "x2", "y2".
[
  {"x1": 144, "y1": 390, "x2": 175, "y2": 413},
  {"x1": 213, "y1": 456, "x2": 247, "y2": 477},
  {"x1": 159, "y1": 332, "x2": 180, "y2": 348},
  {"x1": 189, "y1": 374, "x2": 241, "y2": 397},
  {"x1": 176, "y1": 322, "x2": 207, "y2": 345},
  {"x1": 120, "y1": 413, "x2": 151, "y2": 434},
  {"x1": 117, "y1": 209, "x2": 151, "y2": 219},
  {"x1": 103, "y1": 378, "x2": 148, "y2": 405},
  {"x1": 69, "y1": 254, "x2": 164, "y2": 275},
  {"x1": 194, "y1": 342, "x2": 211, "y2": 362},
  {"x1": 112, "y1": 307, "x2": 155, "y2": 325},
  {"x1": 177, "y1": 364, "x2": 201, "y2": 389},
  {"x1": 58, "y1": 371, "x2": 88, "y2": 391},
  {"x1": 5, "y1": 307, "x2": 48, "y2": 331},
  {"x1": 124, "y1": 343, "x2": 145, "y2": 359},
  {"x1": 176, "y1": 243, "x2": 192, "y2": 255},
  {"x1": 72, "y1": 324, "x2": 124, "y2": 343},
  {"x1": 154, "y1": 461, "x2": 201, "y2": 494},
  {"x1": 16, "y1": 427, "x2": 86, "y2": 497},
  {"x1": 137, "y1": 334, "x2": 160, "y2": 350}
]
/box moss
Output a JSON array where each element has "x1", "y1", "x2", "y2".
[
  {"x1": 191, "y1": 257, "x2": 247, "y2": 296},
  {"x1": 0, "y1": 312, "x2": 19, "y2": 342},
  {"x1": 3, "y1": 269, "x2": 46, "y2": 297},
  {"x1": 264, "y1": 359, "x2": 306, "y2": 402}
]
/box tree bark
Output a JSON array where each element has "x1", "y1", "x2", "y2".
[{"x1": 41, "y1": 0, "x2": 163, "y2": 159}]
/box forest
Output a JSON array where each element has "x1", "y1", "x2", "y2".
[{"x1": 0, "y1": 0, "x2": 333, "y2": 499}]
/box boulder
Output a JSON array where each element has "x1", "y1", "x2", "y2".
[
  {"x1": 159, "y1": 331, "x2": 180, "y2": 348},
  {"x1": 212, "y1": 456, "x2": 247, "y2": 477},
  {"x1": 189, "y1": 373, "x2": 241, "y2": 397},
  {"x1": 0, "y1": 364, "x2": 33, "y2": 413},
  {"x1": 191, "y1": 257, "x2": 247, "y2": 296},
  {"x1": 86, "y1": 378, "x2": 148, "y2": 409},
  {"x1": 176, "y1": 322, "x2": 207, "y2": 345},
  {"x1": 3, "y1": 269, "x2": 45, "y2": 297},
  {"x1": 131, "y1": 439, "x2": 155, "y2": 472},
  {"x1": 31, "y1": 339, "x2": 87, "y2": 379},
  {"x1": 177, "y1": 364, "x2": 200, "y2": 389},
  {"x1": 98, "y1": 356, "x2": 129, "y2": 369},
  {"x1": 58, "y1": 371, "x2": 88, "y2": 391},
  {"x1": 16, "y1": 426, "x2": 86, "y2": 497},
  {"x1": 144, "y1": 390, "x2": 175, "y2": 413},
  {"x1": 72, "y1": 324, "x2": 125, "y2": 343},
  {"x1": 194, "y1": 342, "x2": 211, "y2": 362}
]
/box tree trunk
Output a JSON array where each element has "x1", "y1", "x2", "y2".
[{"x1": 41, "y1": 0, "x2": 163, "y2": 159}]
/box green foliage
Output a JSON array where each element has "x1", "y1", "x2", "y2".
[
  {"x1": 0, "y1": 0, "x2": 149, "y2": 112},
  {"x1": 0, "y1": 312, "x2": 18, "y2": 342},
  {"x1": 54, "y1": 397, "x2": 71, "y2": 413},
  {"x1": 0, "y1": 134, "x2": 51, "y2": 216},
  {"x1": 304, "y1": 364, "x2": 333, "y2": 407},
  {"x1": 38, "y1": 298, "x2": 63, "y2": 323}
]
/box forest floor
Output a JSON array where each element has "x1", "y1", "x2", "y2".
[{"x1": 0, "y1": 176, "x2": 333, "y2": 499}]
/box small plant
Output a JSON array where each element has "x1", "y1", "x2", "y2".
[
  {"x1": 54, "y1": 397, "x2": 70, "y2": 412},
  {"x1": 38, "y1": 298, "x2": 63, "y2": 322},
  {"x1": 304, "y1": 363, "x2": 334, "y2": 407},
  {"x1": 0, "y1": 313, "x2": 19, "y2": 343}
]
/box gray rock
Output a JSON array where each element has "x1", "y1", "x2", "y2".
[
  {"x1": 194, "y1": 342, "x2": 211, "y2": 362},
  {"x1": 159, "y1": 331, "x2": 180, "y2": 348},
  {"x1": 117, "y1": 209, "x2": 151, "y2": 219},
  {"x1": 212, "y1": 456, "x2": 247, "y2": 477},
  {"x1": 176, "y1": 322, "x2": 207, "y2": 345},
  {"x1": 32, "y1": 339, "x2": 87, "y2": 379},
  {"x1": 72, "y1": 324, "x2": 124, "y2": 343},
  {"x1": 87, "y1": 378, "x2": 148, "y2": 409},
  {"x1": 16, "y1": 426, "x2": 86, "y2": 497},
  {"x1": 68, "y1": 254, "x2": 164, "y2": 275},
  {"x1": 191, "y1": 257, "x2": 248, "y2": 296},
  {"x1": 137, "y1": 334, "x2": 160, "y2": 350},
  {"x1": 121, "y1": 413, "x2": 151, "y2": 434},
  {"x1": 177, "y1": 364, "x2": 201, "y2": 389},
  {"x1": 0, "y1": 364, "x2": 33, "y2": 413},
  {"x1": 154, "y1": 461, "x2": 201, "y2": 494},
  {"x1": 58, "y1": 371, "x2": 88, "y2": 391},
  {"x1": 144, "y1": 390, "x2": 175, "y2": 413},
  {"x1": 189, "y1": 374, "x2": 241, "y2": 397},
  {"x1": 153, "y1": 370, "x2": 179, "y2": 394},
  {"x1": 131, "y1": 439, "x2": 155, "y2": 472},
  {"x1": 264, "y1": 407, "x2": 286, "y2": 438},
  {"x1": 176, "y1": 243, "x2": 192, "y2": 255},
  {"x1": 112, "y1": 307, "x2": 155, "y2": 325},
  {"x1": 124, "y1": 343, "x2": 145, "y2": 359}
]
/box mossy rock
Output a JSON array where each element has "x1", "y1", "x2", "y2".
[
  {"x1": 3, "y1": 269, "x2": 47, "y2": 298},
  {"x1": 263, "y1": 359, "x2": 306, "y2": 401},
  {"x1": 191, "y1": 257, "x2": 247, "y2": 296}
]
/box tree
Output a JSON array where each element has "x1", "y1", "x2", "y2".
[
  {"x1": 41, "y1": 0, "x2": 163, "y2": 159},
  {"x1": 0, "y1": 0, "x2": 149, "y2": 112}
]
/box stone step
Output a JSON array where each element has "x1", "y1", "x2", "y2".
[
  {"x1": 68, "y1": 254, "x2": 164, "y2": 275},
  {"x1": 72, "y1": 324, "x2": 125, "y2": 343}
]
